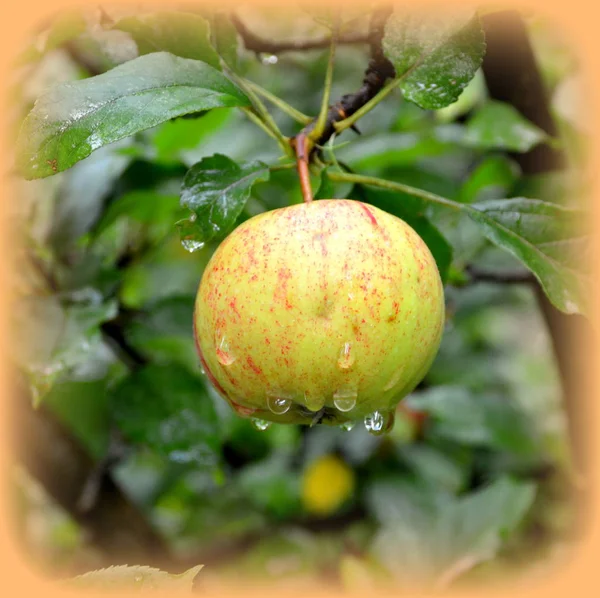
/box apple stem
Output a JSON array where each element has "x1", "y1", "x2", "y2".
[{"x1": 295, "y1": 133, "x2": 313, "y2": 203}]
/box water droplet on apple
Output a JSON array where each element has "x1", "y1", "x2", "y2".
[
  {"x1": 216, "y1": 336, "x2": 236, "y2": 365},
  {"x1": 266, "y1": 393, "x2": 292, "y2": 415},
  {"x1": 340, "y1": 421, "x2": 355, "y2": 432},
  {"x1": 252, "y1": 418, "x2": 271, "y2": 431},
  {"x1": 181, "y1": 239, "x2": 204, "y2": 252},
  {"x1": 364, "y1": 410, "x2": 395, "y2": 435},
  {"x1": 383, "y1": 363, "x2": 405, "y2": 391},
  {"x1": 337, "y1": 342, "x2": 355, "y2": 369},
  {"x1": 333, "y1": 387, "x2": 357, "y2": 412},
  {"x1": 303, "y1": 391, "x2": 325, "y2": 412}
]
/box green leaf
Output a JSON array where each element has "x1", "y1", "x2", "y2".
[
  {"x1": 368, "y1": 477, "x2": 536, "y2": 583},
  {"x1": 383, "y1": 10, "x2": 486, "y2": 110},
  {"x1": 95, "y1": 191, "x2": 181, "y2": 237},
  {"x1": 210, "y1": 12, "x2": 239, "y2": 70},
  {"x1": 336, "y1": 173, "x2": 590, "y2": 315},
  {"x1": 465, "y1": 198, "x2": 589, "y2": 315},
  {"x1": 17, "y1": 52, "x2": 250, "y2": 179},
  {"x1": 464, "y1": 101, "x2": 549, "y2": 152},
  {"x1": 178, "y1": 154, "x2": 270, "y2": 247},
  {"x1": 360, "y1": 188, "x2": 453, "y2": 283},
  {"x1": 14, "y1": 293, "x2": 118, "y2": 404},
  {"x1": 44, "y1": 380, "x2": 110, "y2": 459},
  {"x1": 49, "y1": 140, "x2": 133, "y2": 253},
  {"x1": 151, "y1": 108, "x2": 232, "y2": 163},
  {"x1": 405, "y1": 386, "x2": 539, "y2": 455},
  {"x1": 459, "y1": 155, "x2": 520, "y2": 203},
  {"x1": 70, "y1": 564, "x2": 203, "y2": 592},
  {"x1": 114, "y1": 12, "x2": 221, "y2": 68},
  {"x1": 125, "y1": 296, "x2": 199, "y2": 372},
  {"x1": 111, "y1": 363, "x2": 220, "y2": 465}
]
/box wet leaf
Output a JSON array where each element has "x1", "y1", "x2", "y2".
[
  {"x1": 17, "y1": 52, "x2": 249, "y2": 179},
  {"x1": 178, "y1": 153, "x2": 270, "y2": 247},
  {"x1": 383, "y1": 10, "x2": 486, "y2": 110},
  {"x1": 465, "y1": 198, "x2": 590, "y2": 315}
]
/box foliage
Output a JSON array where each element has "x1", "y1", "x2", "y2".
[{"x1": 12, "y1": 3, "x2": 583, "y2": 590}]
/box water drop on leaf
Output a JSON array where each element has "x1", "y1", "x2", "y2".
[{"x1": 181, "y1": 239, "x2": 204, "y2": 253}]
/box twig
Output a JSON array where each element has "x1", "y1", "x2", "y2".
[
  {"x1": 231, "y1": 13, "x2": 369, "y2": 55},
  {"x1": 466, "y1": 265, "x2": 536, "y2": 285},
  {"x1": 290, "y1": 6, "x2": 395, "y2": 158}
]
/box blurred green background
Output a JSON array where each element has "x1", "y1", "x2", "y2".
[{"x1": 9, "y1": 5, "x2": 585, "y2": 592}]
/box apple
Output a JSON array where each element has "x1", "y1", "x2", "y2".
[{"x1": 193, "y1": 199, "x2": 445, "y2": 432}]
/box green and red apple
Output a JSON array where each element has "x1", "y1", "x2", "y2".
[{"x1": 193, "y1": 199, "x2": 444, "y2": 430}]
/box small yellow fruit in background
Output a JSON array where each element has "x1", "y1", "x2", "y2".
[{"x1": 301, "y1": 454, "x2": 355, "y2": 516}]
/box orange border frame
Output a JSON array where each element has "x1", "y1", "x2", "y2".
[{"x1": 1, "y1": 0, "x2": 599, "y2": 596}]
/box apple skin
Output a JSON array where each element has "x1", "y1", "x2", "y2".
[{"x1": 193, "y1": 199, "x2": 445, "y2": 426}]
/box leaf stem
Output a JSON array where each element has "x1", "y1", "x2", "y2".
[
  {"x1": 269, "y1": 162, "x2": 297, "y2": 172},
  {"x1": 310, "y1": 31, "x2": 338, "y2": 142},
  {"x1": 333, "y1": 77, "x2": 402, "y2": 134},
  {"x1": 327, "y1": 171, "x2": 461, "y2": 211},
  {"x1": 241, "y1": 107, "x2": 282, "y2": 142},
  {"x1": 294, "y1": 133, "x2": 313, "y2": 203},
  {"x1": 244, "y1": 80, "x2": 312, "y2": 125},
  {"x1": 230, "y1": 72, "x2": 292, "y2": 157}
]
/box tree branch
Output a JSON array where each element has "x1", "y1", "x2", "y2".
[
  {"x1": 231, "y1": 13, "x2": 369, "y2": 55},
  {"x1": 13, "y1": 385, "x2": 173, "y2": 571},
  {"x1": 281, "y1": 6, "x2": 395, "y2": 155},
  {"x1": 481, "y1": 11, "x2": 591, "y2": 479}
]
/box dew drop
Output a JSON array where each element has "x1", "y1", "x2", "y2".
[
  {"x1": 333, "y1": 388, "x2": 357, "y2": 412},
  {"x1": 337, "y1": 342, "x2": 355, "y2": 370},
  {"x1": 252, "y1": 418, "x2": 271, "y2": 431},
  {"x1": 364, "y1": 410, "x2": 395, "y2": 436},
  {"x1": 216, "y1": 336, "x2": 236, "y2": 365},
  {"x1": 181, "y1": 239, "x2": 204, "y2": 253},
  {"x1": 340, "y1": 421, "x2": 355, "y2": 432},
  {"x1": 383, "y1": 364, "x2": 405, "y2": 391},
  {"x1": 267, "y1": 393, "x2": 292, "y2": 415},
  {"x1": 303, "y1": 391, "x2": 325, "y2": 412}
]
